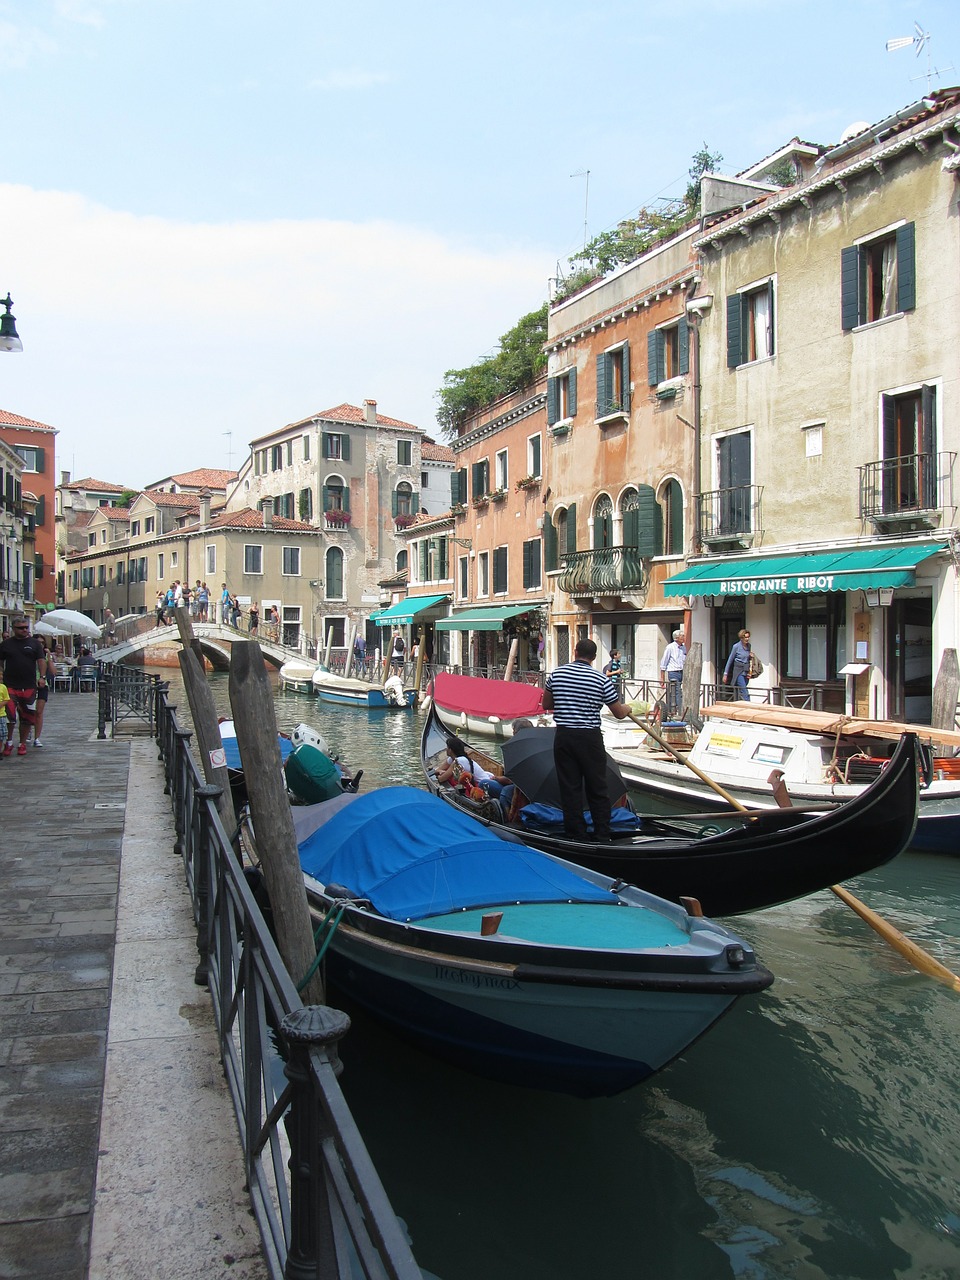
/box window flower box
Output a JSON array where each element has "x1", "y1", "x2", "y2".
[
  {"x1": 394, "y1": 513, "x2": 415, "y2": 529},
  {"x1": 450, "y1": 503, "x2": 467, "y2": 517},
  {"x1": 473, "y1": 495, "x2": 490, "y2": 509},
  {"x1": 515, "y1": 475, "x2": 540, "y2": 492},
  {"x1": 490, "y1": 488, "x2": 507, "y2": 503},
  {"x1": 550, "y1": 422, "x2": 571, "y2": 438},
  {"x1": 324, "y1": 510, "x2": 351, "y2": 527}
]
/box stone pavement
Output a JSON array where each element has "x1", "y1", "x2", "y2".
[{"x1": 0, "y1": 689, "x2": 267, "y2": 1279}]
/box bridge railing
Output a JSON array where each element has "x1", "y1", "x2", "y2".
[{"x1": 153, "y1": 678, "x2": 422, "y2": 1280}]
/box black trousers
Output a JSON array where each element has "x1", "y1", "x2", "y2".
[{"x1": 553, "y1": 727, "x2": 611, "y2": 839}]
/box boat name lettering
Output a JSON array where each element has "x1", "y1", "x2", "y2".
[
  {"x1": 434, "y1": 966, "x2": 520, "y2": 991},
  {"x1": 719, "y1": 574, "x2": 836, "y2": 594}
]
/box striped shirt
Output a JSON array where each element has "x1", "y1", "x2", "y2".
[{"x1": 546, "y1": 661, "x2": 620, "y2": 729}]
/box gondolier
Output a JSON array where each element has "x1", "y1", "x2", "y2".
[{"x1": 542, "y1": 638, "x2": 630, "y2": 841}]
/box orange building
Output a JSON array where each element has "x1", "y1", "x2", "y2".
[{"x1": 0, "y1": 410, "x2": 58, "y2": 608}]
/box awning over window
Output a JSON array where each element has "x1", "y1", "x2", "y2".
[
  {"x1": 663, "y1": 543, "x2": 947, "y2": 598},
  {"x1": 370, "y1": 593, "x2": 449, "y2": 624},
  {"x1": 436, "y1": 604, "x2": 539, "y2": 632}
]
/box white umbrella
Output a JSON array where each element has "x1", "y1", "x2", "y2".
[
  {"x1": 34, "y1": 620, "x2": 68, "y2": 637},
  {"x1": 43, "y1": 608, "x2": 102, "y2": 640}
]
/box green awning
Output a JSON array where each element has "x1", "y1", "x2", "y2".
[
  {"x1": 663, "y1": 543, "x2": 947, "y2": 598},
  {"x1": 370, "y1": 593, "x2": 449, "y2": 624},
  {"x1": 436, "y1": 604, "x2": 538, "y2": 632}
]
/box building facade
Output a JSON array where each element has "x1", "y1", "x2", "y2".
[{"x1": 0, "y1": 410, "x2": 58, "y2": 608}]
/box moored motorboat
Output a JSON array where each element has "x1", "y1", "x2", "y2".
[
  {"x1": 313, "y1": 668, "x2": 416, "y2": 709},
  {"x1": 292, "y1": 786, "x2": 773, "y2": 1098},
  {"x1": 221, "y1": 719, "x2": 359, "y2": 806},
  {"x1": 607, "y1": 702, "x2": 960, "y2": 854},
  {"x1": 420, "y1": 705, "x2": 920, "y2": 916},
  {"x1": 278, "y1": 659, "x2": 318, "y2": 692}
]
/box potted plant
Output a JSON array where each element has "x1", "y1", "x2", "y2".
[
  {"x1": 473, "y1": 494, "x2": 490, "y2": 509},
  {"x1": 515, "y1": 475, "x2": 539, "y2": 491},
  {"x1": 394, "y1": 513, "x2": 415, "y2": 529},
  {"x1": 490, "y1": 488, "x2": 507, "y2": 503},
  {"x1": 325, "y1": 509, "x2": 351, "y2": 527}
]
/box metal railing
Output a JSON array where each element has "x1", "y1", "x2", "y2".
[
  {"x1": 97, "y1": 664, "x2": 162, "y2": 738},
  {"x1": 858, "y1": 451, "x2": 955, "y2": 521},
  {"x1": 557, "y1": 546, "x2": 647, "y2": 596},
  {"x1": 697, "y1": 484, "x2": 763, "y2": 546},
  {"x1": 151, "y1": 677, "x2": 422, "y2": 1280}
]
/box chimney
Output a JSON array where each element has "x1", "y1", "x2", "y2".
[
  {"x1": 363, "y1": 398, "x2": 377, "y2": 425},
  {"x1": 61, "y1": 470, "x2": 71, "y2": 486},
  {"x1": 263, "y1": 507, "x2": 273, "y2": 530},
  {"x1": 199, "y1": 494, "x2": 211, "y2": 526}
]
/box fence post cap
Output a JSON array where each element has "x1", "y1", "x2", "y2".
[{"x1": 281, "y1": 1005, "x2": 351, "y2": 1046}]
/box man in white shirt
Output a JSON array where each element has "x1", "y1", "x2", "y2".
[{"x1": 659, "y1": 628, "x2": 687, "y2": 719}]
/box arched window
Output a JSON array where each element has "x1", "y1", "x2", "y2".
[
  {"x1": 393, "y1": 482, "x2": 418, "y2": 518},
  {"x1": 396, "y1": 549, "x2": 408, "y2": 573},
  {"x1": 322, "y1": 475, "x2": 348, "y2": 514},
  {"x1": 592, "y1": 495, "x2": 614, "y2": 549},
  {"x1": 325, "y1": 546, "x2": 344, "y2": 598},
  {"x1": 659, "y1": 478, "x2": 684, "y2": 555}
]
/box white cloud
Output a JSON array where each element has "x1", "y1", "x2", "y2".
[
  {"x1": 0, "y1": 184, "x2": 550, "y2": 486},
  {"x1": 0, "y1": 19, "x2": 58, "y2": 67}
]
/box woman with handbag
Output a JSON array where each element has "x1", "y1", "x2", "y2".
[{"x1": 722, "y1": 629, "x2": 755, "y2": 701}]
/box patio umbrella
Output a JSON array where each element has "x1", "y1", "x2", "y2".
[
  {"x1": 500, "y1": 726, "x2": 627, "y2": 811},
  {"x1": 43, "y1": 608, "x2": 102, "y2": 640},
  {"x1": 34, "y1": 620, "x2": 68, "y2": 637}
]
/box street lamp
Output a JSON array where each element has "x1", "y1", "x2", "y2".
[{"x1": 0, "y1": 294, "x2": 23, "y2": 353}]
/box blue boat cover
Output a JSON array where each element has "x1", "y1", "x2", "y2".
[
  {"x1": 518, "y1": 803, "x2": 640, "y2": 834},
  {"x1": 297, "y1": 786, "x2": 614, "y2": 921},
  {"x1": 222, "y1": 733, "x2": 294, "y2": 771}
]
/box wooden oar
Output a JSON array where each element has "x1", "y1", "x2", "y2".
[
  {"x1": 829, "y1": 883, "x2": 960, "y2": 993},
  {"x1": 627, "y1": 710, "x2": 960, "y2": 992}
]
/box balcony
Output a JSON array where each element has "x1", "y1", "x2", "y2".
[
  {"x1": 698, "y1": 484, "x2": 763, "y2": 549},
  {"x1": 557, "y1": 546, "x2": 647, "y2": 598},
  {"x1": 858, "y1": 452, "x2": 955, "y2": 531}
]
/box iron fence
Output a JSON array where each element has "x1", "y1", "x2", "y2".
[{"x1": 151, "y1": 676, "x2": 422, "y2": 1280}]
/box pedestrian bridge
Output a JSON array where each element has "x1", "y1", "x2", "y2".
[{"x1": 98, "y1": 621, "x2": 305, "y2": 673}]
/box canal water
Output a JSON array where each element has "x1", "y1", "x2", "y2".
[{"x1": 160, "y1": 668, "x2": 960, "y2": 1280}]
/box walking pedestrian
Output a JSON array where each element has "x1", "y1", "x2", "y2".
[
  {"x1": 0, "y1": 615, "x2": 47, "y2": 756},
  {"x1": 248, "y1": 601, "x2": 259, "y2": 635},
  {"x1": 155, "y1": 591, "x2": 166, "y2": 627},
  {"x1": 659, "y1": 629, "x2": 687, "y2": 718},
  {"x1": 104, "y1": 608, "x2": 117, "y2": 647},
  {"x1": 541, "y1": 638, "x2": 630, "y2": 841},
  {"x1": 722, "y1": 629, "x2": 753, "y2": 701},
  {"x1": 389, "y1": 630, "x2": 406, "y2": 673},
  {"x1": 220, "y1": 583, "x2": 230, "y2": 624},
  {"x1": 31, "y1": 636, "x2": 56, "y2": 748}
]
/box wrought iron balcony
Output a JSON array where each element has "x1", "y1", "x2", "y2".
[
  {"x1": 698, "y1": 484, "x2": 763, "y2": 547},
  {"x1": 558, "y1": 546, "x2": 647, "y2": 597},
  {"x1": 858, "y1": 452, "x2": 955, "y2": 527}
]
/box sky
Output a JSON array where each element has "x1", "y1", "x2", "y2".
[{"x1": 1, "y1": 0, "x2": 958, "y2": 488}]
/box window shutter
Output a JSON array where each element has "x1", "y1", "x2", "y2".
[
  {"x1": 565, "y1": 501, "x2": 577, "y2": 554},
  {"x1": 36, "y1": 495, "x2": 46, "y2": 526},
  {"x1": 411, "y1": 491, "x2": 420, "y2": 515},
  {"x1": 322, "y1": 433, "x2": 330, "y2": 460},
  {"x1": 439, "y1": 537, "x2": 448, "y2": 578},
  {"x1": 35, "y1": 553, "x2": 44, "y2": 578},
  {"x1": 450, "y1": 471, "x2": 461, "y2": 506},
  {"x1": 897, "y1": 222, "x2": 916, "y2": 314},
  {"x1": 471, "y1": 462, "x2": 481, "y2": 499},
  {"x1": 668, "y1": 479, "x2": 684, "y2": 553},
  {"x1": 419, "y1": 541, "x2": 429, "y2": 581},
  {"x1": 647, "y1": 330, "x2": 660, "y2": 386},
  {"x1": 622, "y1": 499, "x2": 639, "y2": 548},
  {"x1": 726, "y1": 294, "x2": 742, "y2": 366},
  {"x1": 840, "y1": 246, "x2": 860, "y2": 331},
  {"x1": 621, "y1": 343, "x2": 631, "y2": 411},
  {"x1": 547, "y1": 377, "x2": 559, "y2": 425},
  {"x1": 567, "y1": 367, "x2": 577, "y2": 417},
  {"x1": 342, "y1": 485, "x2": 350, "y2": 513},
  {"x1": 322, "y1": 484, "x2": 330, "y2": 511},
  {"x1": 635, "y1": 484, "x2": 662, "y2": 557},
  {"x1": 595, "y1": 353, "x2": 609, "y2": 417},
  {"x1": 522, "y1": 540, "x2": 532, "y2": 589},
  {"x1": 342, "y1": 434, "x2": 351, "y2": 462},
  {"x1": 34, "y1": 447, "x2": 45, "y2": 474},
  {"x1": 921, "y1": 383, "x2": 936, "y2": 456},
  {"x1": 543, "y1": 512, "x2": 558, "y2": 571},
  {"x1": 391, "y1": 490, "x2": 399, "y2": 517},
  {"x1": 678, "y1": 318, "x2": 690, "y2": 376},
  {"x1": 494, "y1": 546, "x2": 507, "y2": 594}
]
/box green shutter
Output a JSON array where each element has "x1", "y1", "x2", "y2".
[
  {"x1": 34, "y1": 447, "x2": 45, "y2": 474},
  {"x1": 566, "y1": 501, "x2": 577, "y2": 554},
  {"x1": 678, "y1": 318, "x2": 690, "y2": 376},
  {"x1": 450, "y1": 471, "x2": 461, "y2": 506},
  {"x1": 840, "y1": 245, "x2": 860, "y2": 331},
  {"x1": 322, "y1": 484, "x2": 330, "y2": 511},
  {"x1": 547, "y1": 377, "x2": 559, "y2": 425},
  {"x1": 391, "y1": 489, "x2": 399, "y2": 517},
  {"x1": 419, "y1": 540, "x2": 429, "y2": 581},
  {"x1": 342, "y1": 434, "x2": 351, "y2": 462},
  {"x1": 322, "y1": 433, "x2": 330, "y2": 459},
  {"x1": 36, "y1": 495, "x2": 46, "y2": 526},
  {"x1": 568, "y1": 367, "x2": 577, "y2": 417},
  {"x1": 543, "y1": 512, "x2": 558, "y2": 571},
  {"x1": 647, "y1": 330, "x2": 661, "y2": 385},
  {"x1": 897, "y1": 222, "x2": 916, "y2": 313},
  {"x1": 726, "y1": 294, "x2": 742, "y2": 366},
  {"x1": 411, "y1": 491, "x2": 419, "y2": 515},
  {"x1": 621, "y1": 343, "x2": 631, "y2": 411},
  {"x1": 471, "y1": 462, "x2": 482, "y2": 499},
  {"x1": 635, "y1": 485, "x2": 662, "y2": 557},
  {"x1": 595, "y1": 353, "x2": 609, "y2": 417},
  {"x1": 622, "y1": 499, "x2": 639, "y2": 548},
  {"x1": 342, "y1": 485, "x2": 350, "y2": 513},
  {"x1": 668, "y1": 479, "x2": 683, "y2": 553},
  {"x1": 522, "y1": 540, "x2": 532, "y2": 589}
]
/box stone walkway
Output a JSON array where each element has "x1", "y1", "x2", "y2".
[{"x1": 0, "y1": 691, "x2": 267, "y2": 1279}]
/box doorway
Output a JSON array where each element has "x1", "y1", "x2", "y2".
[{"x1": 887, "y1": 596, "x2": 932, "y2": 722}]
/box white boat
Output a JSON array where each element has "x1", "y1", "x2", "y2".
[
  {"x1": 312, "y1": 668, "x2": 415, "y2": 709},
  {"x1": 279, "y1": 659, "x2": 318, "y2": 692},
  {"x1": 607, "y1": 702, "x2": 960, "y2": 854}
]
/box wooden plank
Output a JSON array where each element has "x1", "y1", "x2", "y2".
[
  {"x1": 931, "y1": 648, "x2": 960, "y2": 733},
  {"x1": 701, "y1": 702, "x2": 960, "y2": 749}
]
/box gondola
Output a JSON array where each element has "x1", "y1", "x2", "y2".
[{"x1": 421, "y1": 704, "x2": 920, "y2": 917}]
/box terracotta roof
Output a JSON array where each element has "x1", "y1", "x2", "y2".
[
  {"x1": 314, "y1": 403, "x2": 420, "y2": 431},
  {"x1": 101, "y1": 508, "x2": 132, "y2": 523},
  {"x1": 61, "y1": 477, "x2": 128, "y2": 493},
  {"x1": 146, "y1": 468, "x2": 238, "y2": 490},
  {"x1": 209, "y1": 509, "x2": 316, "y2": 532},
  {"x1": 0, "y1": 410, "x2": 58, "y2": 432},
  {"x1": 421, "y1": 439, "x2": 455, "y2": 463},
  {"x1": 146, "y1": 492, "x2": 201, "y2": 510}
]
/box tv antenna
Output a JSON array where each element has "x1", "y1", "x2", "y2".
[
  {"x1": 570, "y1": 169, "x2": 590, "y2": 253},
  {"x1": 885, "y1": 23, "x2": 952, "y2": 90},
  {"x1": 223, "y1": 431, "x2": 234, "y2": 468}
]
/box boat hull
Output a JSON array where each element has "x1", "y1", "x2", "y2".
[
  {"x1": 316, "y1": 686, "x2": 417, "y2": 709},
  {"x1": 420, "y1": 706, "x2": 920, "y2": 916}
]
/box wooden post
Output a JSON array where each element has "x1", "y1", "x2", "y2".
[
  {"x1": 681, "y1": 640, "x2": 703, "y2": 721},
  {"x1": 413, "y1": 628, "x2": 426, "y2": 692},
  {"x1": 323, "y1": 625, "x2": 334, "y2": 669},
  {"x1": 931, "y1": 648, "x2": 960, "y2": 732},
  {"x1": 229, "y1": 641, "x2": 326, "y2": 1007},
  {"x1": 503, "y1": 637, "x2": 519, "y2": 683},
  {"x1": 344, "y1": 622, "x2": 357, "y2": 678},
  {"x1": 173, "y1": 608, "x2": 237, "y2": 831}
]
